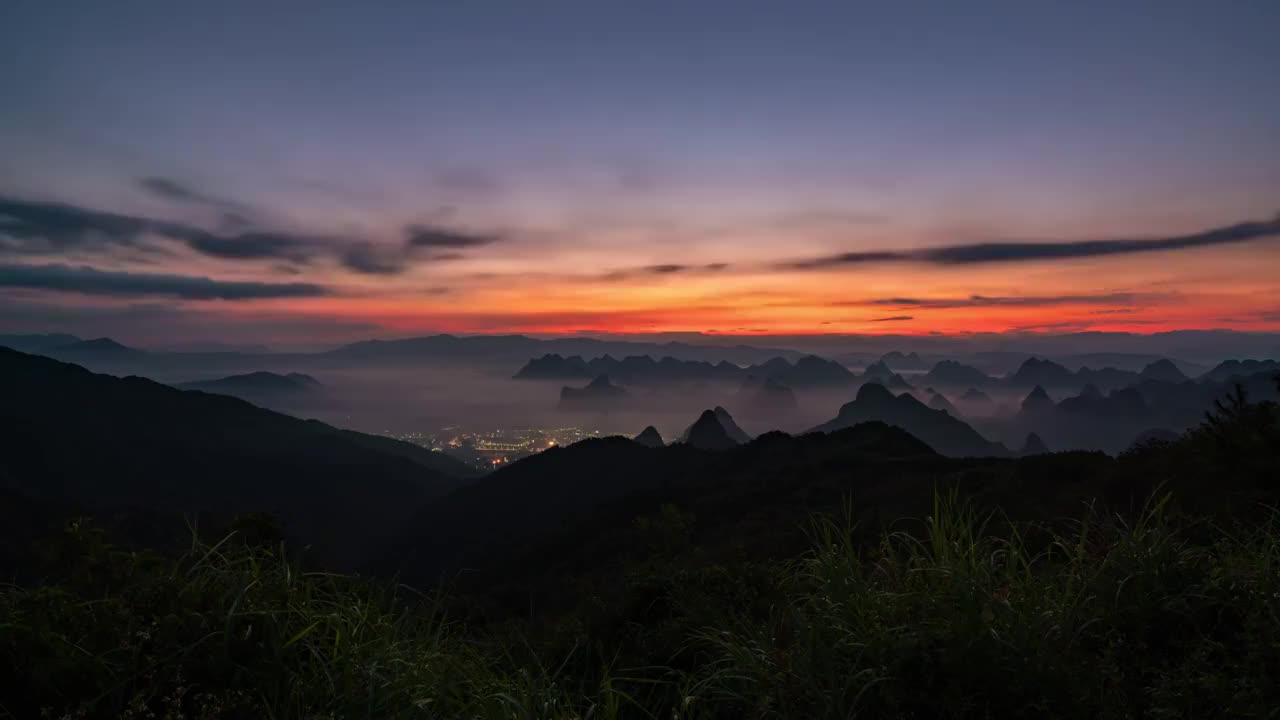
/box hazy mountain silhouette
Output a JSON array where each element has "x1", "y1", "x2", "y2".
[
  {"x1": 1020, "y1": 385, "x2": 1055, "y2": 414},
  {"x1": 178, "y1": 371, "x2": 328, "y2": 411},
  {"x1": 783, "y1": 355, "x2": 858, "y2": 386},
  {"x1": 1009, "y1": 358, "x2": 1075, "y2": 387},
  {"x1": 961, "y1": 387, "x2": 994, "y2": 405},
  {"x1": 1019, "y1": 432, "x2": 1050, "y2": 456},
  {"x1": 0, "y1": 347, "x2": 472, "y2": 567},
  {"x1": 516, "y1": 352, "x2": 852, "y2": 387},
  {"x1": 328, "y1": 334, "x2": 800, "y2": 367},
  {"x1": 1074, "y1": 366, "x2": 1141, "y2": 391},
  {"x1": 862, "y1": 360, "x2": 914, "y2": 389},
  {"x1": 559, "y1": 374, "x2": 629, "y2": 411},
  {"x1": 1138, "y1": 359, "x2": 1189, "y2": 383},
  {"x1": 713, "y1": 406, "x2": 753, "y2": 443},
  {"x1": 1057, "y1": 387, "x2": 1148, "y2": 418},
  {"x1": 923, "y1": 360, "x2": 994, "y2": 387},
  {"x1": 382, "y1": 420, "x2": 946, "y2": 580},
  {"x1": 1200, "y1": 359, "x2": 1280, "y2": 383},
  {"x1": 45, "y1": 337, "x2": 148, "y2": 365},
  {"x1": 682, "y1": 409, "x2": 741, "y2": 450},
  {"x1": 633, "y1": 425, "x2": 665, "y2": 448},
  {"x1": 810, "y1": 383, "x2": 1005, "y2": 457},
  {"x1": 880, "y1": 351, "x2": 928, "y2": 371},
  {"x1": 927, "y1": 391, "x2": 960, "y2": 416},
  {"x1": 513, "y1": 353, "x2": 592, "y2": 379},
  {"x1": 0, "y1": 333, "x2": 81, "y2": 354}
]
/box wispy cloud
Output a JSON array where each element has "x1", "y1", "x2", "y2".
[
  {"x1": 0, "y1": 263, "x2": 331, "y2": 299},
  {"x1": 860, "y1": 293, "x2": 1159, "y2": 309},
  {"x1": 0, "y1": 195, "x2": 500, "y2": 275},
  {"x1": 596, "y1": 262, "x2": 732, "y2": 282},
  {"x1": 405, "y1": 224, "x2": 498, "y2": 249},
  {"x1": 775, "y1": 215, "x2": 1280, "y2": 270},
  {"x1": 870, "y1": 315, "x2": 914, "y2": 322}
]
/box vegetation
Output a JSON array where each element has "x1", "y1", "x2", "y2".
[
  {"x1": 2, "y1": 372, "x2": 1277, "y2": 718},
  {"x1": 4, "y1": 493, "x2": 1279, "y2": 718}
]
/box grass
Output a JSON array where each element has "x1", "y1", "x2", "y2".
[{"x1": 3, "y1": 492, "x2": 1279, "y2": 719}]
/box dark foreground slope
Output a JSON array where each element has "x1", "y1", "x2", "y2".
[
  {"x1": 4, "y1": 389, "x2": 1279, "y2": 720},
  {"x1": 383, "y1": 421, "x2": 1089, "y2": 589},
  {"x1": 0, "y1": 348, "x2": 471, "y2": 566}
]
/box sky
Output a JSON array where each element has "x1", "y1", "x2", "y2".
[{"x1": 2, "y1": 1, "x2": 1279, "y2": 348}]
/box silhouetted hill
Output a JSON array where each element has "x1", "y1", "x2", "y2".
[
  {"x1": 923, "y1": 360, "x2": 994, "y2": 387},
  {"x1": 862, "y1": 361, "x2": 914, "y2": 389},
  {"x1": 515, "y1": 352, "x2": 853, "y2": 387},
  {"x1": 880, "y1": 351, "x2": 928, "y2": 371},
  {"x1": 45, "y1": 337, "x2": 148, "y2": 365},
  {"x1": 178, "y1": 371, "x2": 329, "y2": 411},
  {"x1": 1020, "y1": 385, "x2": 1055, "y2": 414},
  {"x1": 558, "y1": 375, "x2": 629, "y2": 411},
  {"x1": 712, "y1": 406, "x2": 752, "y2": 443},
  {"x1": 0, "y1": 348, "x2": 470, "y2": 567},
  {"x1": 783, "y1": 355, "x2": 857, "y2": 386},
  {"x1": 1019, "y1": 432, "x2": 1050, "y2": 456},
  {"x1": 330, "y1": 334, "x2": 801, "y2": 366},
  {"x1": 513, "y1": 353, "x2": 592, "y2": 379},
  {"x1": 1074, "y1": 366, "x2": 1139, "y2": 391},
  {"x1": 1138, "y1": 359, "x2": 1189, "y2": 383},
  {"x1": 382, "y1": 421, "x2": 947, "y2": 580},
  {"x1": 961, "y1": 387, "x2": 994, "y2": 404},
  {"x1": 927, "y1": 391, "x2": 960, "y2": 416},
  {"x1": 810, "y1": 383, "x2": 1005, "y2": 457},
  {"x1": 1200, "y1": 359, "x2": 1280, "y2": 383},
  {"x1": 633, "y1": 426, "x2": 665, "y2": 448},
  {"x1": 1009, "y1": 357, "x2": 1075, "y2": 387},
  {"x1": 1057, "y1": 387, "x2": 1148, "y2": 418},
  {"x1": 682, "y1": 409, "x2": 740, "y2": 450}
]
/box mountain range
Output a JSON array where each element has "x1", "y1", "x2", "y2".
[
  {"x1": 811, "y1": 383, "x2": 1007, "y2": 457},
  {"x1": 516, "y1": 352, "x2": 857, "y2": 387},
  {"x1": 178, "y1": 371, "x2": 329, "y2": 412},
  {"x1": 0, "y1": 347, "x2": 473, "y2": 567}
]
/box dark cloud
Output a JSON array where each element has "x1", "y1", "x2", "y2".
[
  {"x1": 340, "y1": 243, "x2": 406, "y2": 275},
  {"x1": 870, "y1": 315, "x2": 914, "y2": 322},
  {"x1": 0, "y1": 196, "x2": 150, "y2": 251},
  {"x1": 862, "y1": 293, "x2": 1155, "y2": 309},
  {"x1": 778, "y1": 251, "x2": 908, "y2": 270},
  {"x1": 138, "y1": 177, "x2": 213, "y2": 204},
  {"x1": 777, "y1": 215, "x2": 1280, "y2": 270},
  {"x1": 405, "y1": 224, "x2": 497, "y2": 249},
  {"x1": 183, "y1": 230, "x2": 319, "y2": 261},
  {"x1": 597, "y1": 262, "x2": 733, "y2": 282},
  {"x1": 0, "y1": 195, "x2": 498, "y2": 275},
  {"x1": 0, "y1": 263, "x2": 330, "y2": 300}
]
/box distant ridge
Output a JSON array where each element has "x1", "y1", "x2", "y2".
[
  {"x1": 178, "y1": 371, "x2": 329, "y2": 412},
  {"x1": 0, "y1": 333, "x2": 82, "y2": 354},
  {"x1": 811, "y1": 383, "x2": 1005, "y2": 457},
  {"x1": 559, "y1": 375, "x2": 629, "y2": 411},
  {"x1": 633, "y1": 426, "x2": 665, "y2": 448},
  {"x1": 0, "y1": 347, "x2": 472, "y2": 567},
  {"x1": 682, "y1": 409, "x2": 740, "y2": 450},
  {"x1": 515, "y1": 352, "x2": 854, "y2": 386}
]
